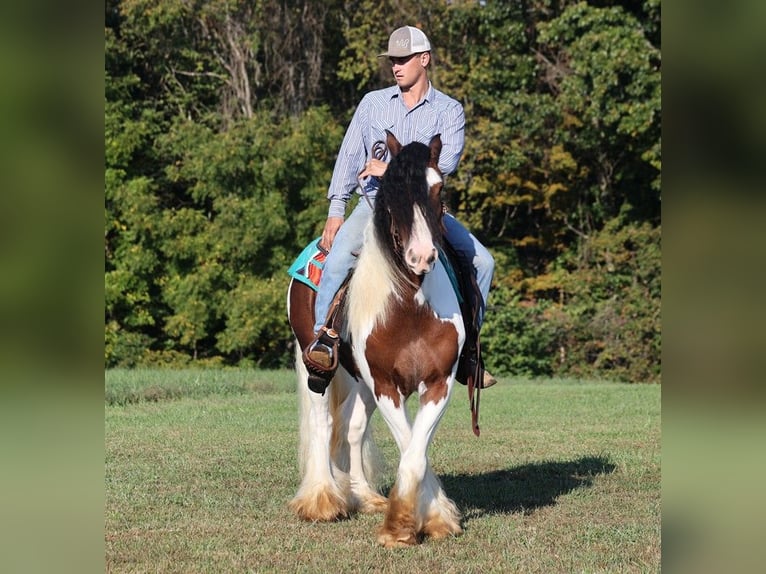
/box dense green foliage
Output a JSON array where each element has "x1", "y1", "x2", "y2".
[{"x1": 105, "y1": 0, "x2": 661, "y2": 382}]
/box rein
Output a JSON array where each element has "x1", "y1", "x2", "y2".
[
  {"x1": 357, "y1": 140, "x2": 389, "y2": 211},
  {"x1": 467, "y1": 341, "x2": 482, "y2": 437}
]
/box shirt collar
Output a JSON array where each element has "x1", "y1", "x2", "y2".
[{"x1": 391, "y1": 82, "x2": 435, "y2": 106}]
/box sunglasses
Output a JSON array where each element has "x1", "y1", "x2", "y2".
[{"x1": 389, "y1": 53, "x2": 420, "y2": 66}]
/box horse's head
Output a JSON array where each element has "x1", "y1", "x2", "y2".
[{"x1": 373, "y1": 130, "x2": 444, "y2": 278}]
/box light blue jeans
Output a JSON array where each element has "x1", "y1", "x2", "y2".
[{"x1": 313, "y1": 199, "x2": 495, "y2": 333}]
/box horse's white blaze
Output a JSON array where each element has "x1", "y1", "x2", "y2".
[
  {"x1": 405, "y1": 206, "x2": 437, "y2": 275},
  {"x1": 426, "y1": 166, "x2": 442, "y2": 188}
]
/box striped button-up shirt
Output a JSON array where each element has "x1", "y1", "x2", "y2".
[{"x1": 326, "y1": 83, "x2": 465, "y2": 218}]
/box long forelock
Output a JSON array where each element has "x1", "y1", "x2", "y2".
[
  {"x1": 349, "y1": 142, "x2": 443, "y2": 335},
  {"x1": 375, "y1": 143, "x2": 439, "y2": 253}
]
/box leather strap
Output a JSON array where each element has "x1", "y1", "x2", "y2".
[{"x1": 468, "y1": 339, "x2": 482, "y2": 437}]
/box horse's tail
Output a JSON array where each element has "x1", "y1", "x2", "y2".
[{"x1": 294, "y1": 344, "x2": 313, "y2": 477}]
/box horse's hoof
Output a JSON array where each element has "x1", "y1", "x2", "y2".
[
  {"x1": 421, "y1": 519, "x2": 463, "y2": 540},
  {"x1": 377, "y1": 530, "x2": 418, "y2": 548},
  {"x1": 358, "y1": 493, "x2": 388, "y2": 514},
  {"x1": 289, "y1": 488, "x2": 348, "y2": 522}
]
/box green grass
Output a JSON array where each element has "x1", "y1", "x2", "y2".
[
  {"x1": 104, "y1": 368, "x2": 296, "y2": 405},
  {"x1": 105, "y1": 370, "x2": 660, "y2": 573}
]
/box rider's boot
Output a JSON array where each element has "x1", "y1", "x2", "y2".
[
  {"x1": 482, "y1": 370, "x2": 497, "y2": 388},
  {"x1": 302, "y1": 327, "x2": 340, "y2": 395}
]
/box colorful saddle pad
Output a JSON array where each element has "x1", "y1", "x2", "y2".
[{"x1": 287, "y1": 238, "x2": 328, "y2": 291}]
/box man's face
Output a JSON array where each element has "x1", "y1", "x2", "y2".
[{"x1": 389, "y1": 52, "x2": 428, "y2": 89}]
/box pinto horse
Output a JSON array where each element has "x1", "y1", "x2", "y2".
[{"x1": 286, "y1": 131, "x2": 464, "y2": 547}]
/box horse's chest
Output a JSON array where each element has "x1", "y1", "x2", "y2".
[{"x1": 365, "y1": 302, "x2": 459, "y2": 395}]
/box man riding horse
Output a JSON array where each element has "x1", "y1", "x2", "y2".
[{"x1": 304, "y1": 25, "x2": 496, "y2": 391}]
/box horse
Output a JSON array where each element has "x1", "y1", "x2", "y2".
[{"x1": 286, "y1": 130, "x2": 465, "y2": 547}]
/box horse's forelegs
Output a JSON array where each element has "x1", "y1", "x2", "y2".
[
  {"x1": 419, "y1": 463, "x2": 462, "y2": 539},
  {"x1": 376, "y1": 469, "x2": 461, "y2": 545},
  {"x1": 378, "y1": 483, "x2": 420, "y2": 547},
  {"x1": 416, "y1": 385, "x2": 462, "y2": 540},
  {"x1": 377, "y1": 388, "x2": 461, "y2": 547},
  {"x1": 343, "y1": 383, "x2": 387, "y2": 514},
  {"x1": 375, "y1": 393, "x2": 434, "y2": 547}
]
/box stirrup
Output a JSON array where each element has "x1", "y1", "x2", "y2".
[{"x1": 302, "y1": 327, "x2": 340, "y2": 394}]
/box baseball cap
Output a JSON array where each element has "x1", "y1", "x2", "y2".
[{"x1": 379, "y1": 26, "x2": 432, "y2": 58}]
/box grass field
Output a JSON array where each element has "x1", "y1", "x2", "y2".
[{"x1": 105, "y1": 369, "x2": 660, "y2": 573}]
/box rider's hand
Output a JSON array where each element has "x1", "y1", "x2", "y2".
[
  {"x1": 358, "y1": 158, "x2": 388, "y2": 179},
  {"x1": 319, "y1": 216, "x2": 344, "y2": 251}
]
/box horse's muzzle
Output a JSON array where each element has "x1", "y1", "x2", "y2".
[{"x1": 406, "y1": 245, "x2": 438, "y2": 275}]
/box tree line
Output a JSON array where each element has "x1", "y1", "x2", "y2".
[{"x1": 105, "y1": 0, "x2": 661, "y2": 382}]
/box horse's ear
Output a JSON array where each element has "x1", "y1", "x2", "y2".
[
  {"x1": 429, "y1": 134, "x2": 442, "y2": 165},
  {"x1": 386, "y1": 130, "x2": 402, "y2": 157}
]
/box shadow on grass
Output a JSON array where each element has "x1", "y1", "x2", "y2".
[{"x1": 441, "y1": 455, "x2": 616, "y2": 519}]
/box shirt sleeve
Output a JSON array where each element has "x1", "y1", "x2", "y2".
[
  {"x1": 437, "y1": 100, "x2": 465, "y2": 176},
  {"x1": 326, "y1": 99, "x2": 369, "y2": 218}
]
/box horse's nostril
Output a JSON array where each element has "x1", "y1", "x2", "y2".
[{"x1": 427, "y1": 249, "x2": 437, "y2": 265}]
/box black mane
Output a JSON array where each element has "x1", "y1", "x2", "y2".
[{"x1": 373, "y1": 141, "x2": 442, "y2": 265}]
